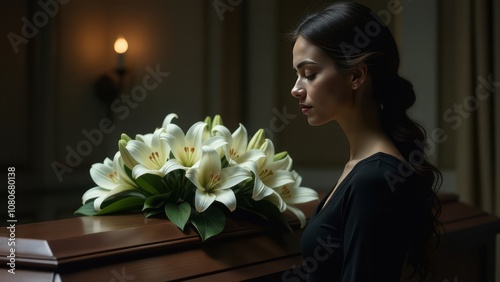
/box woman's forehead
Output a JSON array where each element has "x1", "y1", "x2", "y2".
[{"x1": 292, "y1": 36, "x2": 330, "y2": 69}]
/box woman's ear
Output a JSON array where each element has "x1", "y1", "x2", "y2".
[{"x1": 351, "y1": 63, "x2": 367, "y2": 90}]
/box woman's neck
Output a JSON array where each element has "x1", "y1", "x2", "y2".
[{"x1": 337, "y1": 104, "x2": 398, "y2": 162}]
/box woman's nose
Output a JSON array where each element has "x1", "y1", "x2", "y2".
[{"x1": 291, "y1": 85, "x2": 305, "y2": 98}]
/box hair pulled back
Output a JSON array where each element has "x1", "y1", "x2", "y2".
[{"x1": 292, "y1": 2, "x2": 442, "y2": 280}]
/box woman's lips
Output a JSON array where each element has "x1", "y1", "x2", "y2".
[{"x1": 299, "y1": 103, "x2": 312, "y2": 114}]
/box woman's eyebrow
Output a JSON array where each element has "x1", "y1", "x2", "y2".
[{"x1": 293, "y1": 59, "x2": 319, "y2": 71}]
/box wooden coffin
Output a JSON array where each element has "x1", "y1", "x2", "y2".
[{"x1": 0, "y1": 193, "x2": 499, "y2": 282}]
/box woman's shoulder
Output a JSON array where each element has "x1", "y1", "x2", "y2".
[
  {"x1": 348, "y1": 152, "x2": 419, "y2": 194},
  {"x1": 351, "y1": 152, "x2": 405, "y2": 179}
]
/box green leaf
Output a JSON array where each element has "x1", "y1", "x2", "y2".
[
  {"x1": 145, "y1": 210, "x2": 164, "y2": 218},
  {"x1": 143, "y1": 193, "x2": 171, "y2": 210},
  {"x1": 165, "y1": 202, "x2": 192, "y2": 230},
  {"x1": 74, "y1": 201, "x2": 98, "y2": 216},
  {"x1": 136, "y1": 174, "x2": 164, "y2": 195},
  {"x1": 190, "y1": 206, "x2": 226, "y2": 241},
  {"x1": 95, "y1": 196, "x2": 145, "y2": 215}
]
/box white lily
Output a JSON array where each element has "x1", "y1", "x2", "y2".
[
  {"x1": 242, "y1": 139, "x2": 295, "y2": 210},
  {"x1": 123, "y1": 128, "x2": 172, "y2": 178},
  {"x1": 212, "y1": 124, "x2": 266, "y2": 165},
  {"x1": 82, "y1": 152, "x2": 139, "y2": 211},
  {"x1": 161, "y1": 122, "x2": 226, "y2": 172},
  {"x1": 274, "y1": 170, "x2": 318, "y2": 228},
  {"x1": 186, "y1": 146, "x2": 251, "y2": 212},
  {"x1": 118, "y1": 112, "x2": 176, "y2": 171}
]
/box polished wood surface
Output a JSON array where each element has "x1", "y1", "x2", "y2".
[{"x1": 0, "y1": 193, "x2": 499, "y2": 281}]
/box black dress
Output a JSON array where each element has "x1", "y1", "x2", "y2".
[{"x1": 297, "y1": 152, "x2": 426, "y2": 282}]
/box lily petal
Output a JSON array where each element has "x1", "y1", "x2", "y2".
[
  {"x1": 90, "y1": 161, "x2": 117, "y2": 190},
  {"x1": 252, "y1": 177, "x2": 275, "y2": 200},
  {"x1": 82, "y1": 187, "x2": 107, "y2": 204},
  {"x1": 283, "y1": 186, "x2": 319, "y2": 204},
  {"x1": 160, "y1": 159, "x2": 187, "y2": 175},
  {"x1": 198, "y1": 145, "x2": 221, "y2": 179},
  {"x1": 103, "y1": 157, "x2": 113, "y2": 167},
  {"x1": 262, "y1": 189, "x2": 286, "y2": 212},
  {"x1": 132, "y1": 164, "x2": 166, "y2": 178},
  {"x1": 213, "y1": 189, "x2": 237, "y2": 211},
  {"x1": 202, "y1": 136, "x2": 228, "y2": 152},
  {"x1": 163, "y1": 124, "x2": 186, "y2": 159},
  {"x1": 195, "y1": 189, "x2": 217, "y2": 212},
  {"x1": 212, "y1": 125, "x2": 232, "y2": 141},
  {"x1": 93, "y1": 184, "x2": 140, "y2": 211},
  {"x1": 162, "y1": 113, "x2": 178, "y2": 129},
  {"x1": 126, "y1": 140, "x2": 158, "y2": 167},
  {"x1": 236, "y1": 149, "x2": 266, "y2": 165},
  {"x1": 113, "y1": 152, "x2": 135, "y2": 187},
  {"x1": 216, "y1": 165, "x2": 251, "y2": 190},
  {"x1": 261, "y1": 170, "x2": 295, "y2": 188},
  {"x1": 231, "y1": 124, "x2": 248, "y2": 154},
  {"x1": 136, "y1": 133, "x2": 153, "y2": 145}
]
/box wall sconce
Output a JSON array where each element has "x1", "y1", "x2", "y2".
[
  {"x1": 114, "y1": 36, "x2": 128, "y2": 76},
  {"x1": 95, "y1": 36, "x2": 129, "y2": 119}
]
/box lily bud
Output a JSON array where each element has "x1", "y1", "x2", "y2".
[
  {"x1": 212, "y1": 115, "x2": 223, "y2": 127},
  {"x1": 203, "y1": 115, "x2": 223, "y2": 138},
  {"x1": 274, "y1": 151, "x2": 288, "y2": 161},
  {"x1": 120, "y1": 133, "x2": 132, "y2": 142},
  {"x1": 118, "y1": 139, "x2": 138, "y2": 169},
  {"x1": 247, "y1": 129, "x2": 266, "y2": 151},
  {"x1": 203, "y1": 116, "x2": 213, "y2": 139},
  {"x1": 204, "y1": 116, "x2": 212, "y2": 128}
]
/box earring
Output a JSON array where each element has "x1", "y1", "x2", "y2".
[{"x1": 353, "y1": 84, "x2": 357, "y2": 89}]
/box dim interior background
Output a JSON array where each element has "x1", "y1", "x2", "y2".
[
  {"x1": 2, "y1": 0, "x2": 500, "y2": 280},
  {"x1": 2, "y1": 1, "x2": 499, "y2": 273},
  {"x1": 1, "y1": 0, "x2": 449, "y2": 222}
]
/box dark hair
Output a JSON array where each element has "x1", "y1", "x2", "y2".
[{"x1": 292, "y1": 2, "x2": 442, "y2": 280}]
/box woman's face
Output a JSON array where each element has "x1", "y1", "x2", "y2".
[{"x1": 291, "y1": 36, "x2": 354, "y2": 126}]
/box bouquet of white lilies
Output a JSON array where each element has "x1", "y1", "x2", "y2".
[{"x1": 75, "y1": 113, "x2": 318, "y2": 240}]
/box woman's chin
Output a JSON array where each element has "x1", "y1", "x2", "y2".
[
  {"x1": 307, "y1": 117, "x2": 324, "y2": 127},
  {"x1": 306, "y1": 116, "x2": 333, "y2": 127}
]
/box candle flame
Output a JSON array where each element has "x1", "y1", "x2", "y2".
[{"x1": 114, "y1": 37, "x2": 128, "y2": 54}]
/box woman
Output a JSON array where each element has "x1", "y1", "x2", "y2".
[{"x1": 289, "y1": 2, "x2": 441, "y2": 281}]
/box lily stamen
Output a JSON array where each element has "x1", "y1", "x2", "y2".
[
  {"x1": 149, "y1": 151, "x2": 163, "y2": 167},
  {"x1": 183, "y1": 146, "x2": 196, "y2": 164},
  {"x1": 229, "y1": 148, "x2": 240, "y2": 159},
  {"x1": 259, "y1": 169, "x2": 274, "y2": 179},
  {"x1": 206, "y1": 172, "x2": 221, "y2": 190},
  {"x1": 282, "y1": 186, "x2": 291, "y2": 197},
  {"x1": 108, "y1": 171, "x2": 119, "y2": 182}
]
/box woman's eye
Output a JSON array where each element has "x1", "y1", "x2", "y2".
[{"x1": 305, "y1": 73, "x2": 316, "y2": 80}]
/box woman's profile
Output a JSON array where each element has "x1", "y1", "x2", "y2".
[{"x1": 289, "y1": 2, "x2": 442, "y2": 281}]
